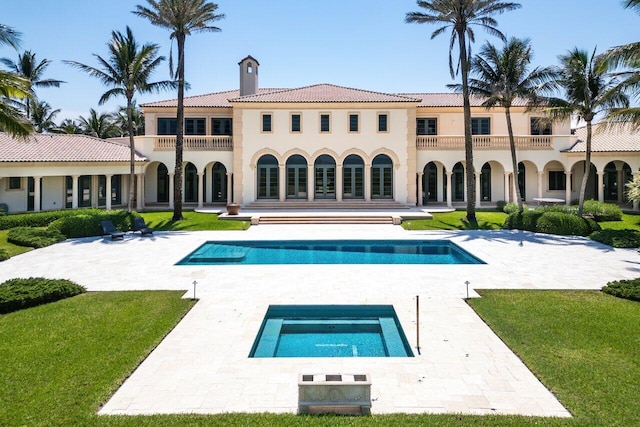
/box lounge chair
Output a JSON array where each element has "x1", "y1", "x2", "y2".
[
  {"x1": 132, "y1": 217, "x2": 153, "y2": 236},
  {"x1": 100, "y1": 220, "x2": 125, "y2": 240}
]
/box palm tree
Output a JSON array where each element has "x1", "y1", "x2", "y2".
[
  {"x1": 78, "y1": 108, "x2": 120, "y2": 139},
  {"x1": 547, "y1": 48, "x2": 629, "y2": 217},
  {"x1": 65, "y1": 26, "x2": 174, "y2": 212},
  {"x1": 405, "y1": 0, "x2": 520, "y2": 223},
  {"x1": 0, "y1": 23, "x2": 32, "y2": 137},
  {"x1": 0, "y1": 50, "x2": 65, "y2": 119},
  {"x1": 30, "y1": 99, "x2": 60, "y2": 133},
  {"x1": 450, "y1": 37, "x2": 558, "y2": 211},
  {"x1": 134, "y1": 0, "x2": 224, "y2": 221},
  {"x1": 115, "y1": 102, "x2": 145, "y2": 136},
  {"x1": 601, "y1": 0, "x2": 640, "y2": 128},
  {"x1": 54, "y1": 118, "x2": 83, "y2": 134}
]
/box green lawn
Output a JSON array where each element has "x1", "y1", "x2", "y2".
[
  {"x1": 599, "y1": 211, "x2": 640, "y2": 230},
  {"x1": 0, "y1": 229, "x2": 32, "y2": 257},
  {"x1": 140, "y1": 210, "x2": 249, "y2": 231},
  {"x1": 402, "y1": 210, "x2": 508, "y2": 230},
  {"x1": 2, "y1": 290, "x2": 639, "y2": 426}
]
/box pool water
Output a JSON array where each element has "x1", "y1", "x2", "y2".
[
  {"x1": 177, "y1": 239, "x2": 484, "y2": 265},
  {"x1": 249, "y1": 305, "x2": 414, "y2": 358}
]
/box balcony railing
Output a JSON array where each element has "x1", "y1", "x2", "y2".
[
  {"x1": 416, "y1": 135, "x2": 552, "y2": 150},
  {"x1": 154, "y1": 135, "x2": 233, "y2": 151}
]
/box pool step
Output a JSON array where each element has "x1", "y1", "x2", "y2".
[{"x1": 257, "y1": 215, "x2": 397, "y2": 225}]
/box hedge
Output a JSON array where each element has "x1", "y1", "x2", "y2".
[
  {"x1": 504, "y1": 210, "x2": 600, "y2": 236},
  {"x1": 0, "y1": 210, "x2": 79, "y2": 230},
  {"x1": 0, "y1": 277, "x2": 86, "y2": 314},
  {"x1": 47, "y1": 210, "x2": 135, "y2": 238},
  {"x1": 590, "y1": 229, "x2": 640, "y2": 248},
  {"x1": 7, "y1": 227, "x2": 66, "y2": 248},
  {"x1": 602, "y1": 278, "x2": 640, "y2": 302},
  {"x1": 0, "y1": 249, "x2": 9, "y2": 262},
  {"x1": 582, "y1": 200, "x2": 622, "y2": 221}
]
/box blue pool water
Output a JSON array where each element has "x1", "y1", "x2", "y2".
[
  {"x1": 249, "y1": 305, "x2": 414, "y2": 358},
  {"x1": 177, "y1": 239, "x2": 484, "y2": 265}
]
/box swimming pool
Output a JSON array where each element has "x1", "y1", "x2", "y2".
[
  {"x1": 177, "y1": 239, "x2": 484, "y2": 265},
  {"x1": 249, "y1": 305, "x2": 414, "y2": 358}
]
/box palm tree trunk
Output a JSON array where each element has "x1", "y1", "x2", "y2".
[
  {"x1": 127, "y1": 97, "x2": 135, "y2": 213},
  {"x1": 577, "y1": 120, "x2": 592, "y2": 217},
  {"x1": 172, "y1": 34, "x2": 186, "y2": 221},
  {"x1": 458, "y1": 30, "x2": 476, "y2": 223},
  {"x1": 505, "y1": 107, "x2": 523, "y2": 211}
]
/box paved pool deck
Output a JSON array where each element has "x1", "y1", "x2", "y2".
[{"x1": 1, "y1": 225, "x2": 638, "y2": 417}]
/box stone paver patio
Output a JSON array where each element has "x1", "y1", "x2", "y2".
[{"x1": 1, "y1": 224, "x2": 638, "y2": 417}]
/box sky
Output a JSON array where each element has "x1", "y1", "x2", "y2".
[{"x1": 1, "y1": 0, "x2": 638, "y2": 122}]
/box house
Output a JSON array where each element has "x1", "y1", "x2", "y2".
[{"x1": 1, "y1": 55, "x2": 638, "y2": 213}]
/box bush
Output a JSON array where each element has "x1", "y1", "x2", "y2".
[
  {"x1": 0, "y1": 277, "x2": 86, "y2": 314},
  {"x1": 495, "y1": 200, "x2": 507, "y2": 212},
  {"x1": 7, "y1": 227, "x2": 66, "y2": 248},
  {"x1": 0, "y1": 249, "x2": 9, "y2": 262},
  {"x1": 602, "y1": 278, "x2": 640, "y2": 302},
  {"x1": 504, "y1": 209, "x2": 545, "y2": 232},
  {"x1": 0, "y1": 210, "x2": 79, "y2": 230},
  {"x1": 590, "y1": 229, "x2": 640, "y2": 248},
  {"x1": 502, "y1": 202, "x2": 520, "y2": 214},
  {"x1": 47, "y1": 210, "x2": 134, "y2": 238},
  {"x1": 535, "y1": 212, "x2": 599, "y2": 236},
  {"x1": 582, "y1": 200, "x2": 623, "y2": 222}
]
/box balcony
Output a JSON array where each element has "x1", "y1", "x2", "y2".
[
  {"x1": 416, "y1": 135, "x2": 553, "y2": 150},
  {"x1": 153, "y1": 135, "x2": 233, "y2": 151}
]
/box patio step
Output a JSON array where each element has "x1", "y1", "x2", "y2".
[
  {"x1": 245, "y1": 200, "x2": 410, "y2": 210},
  {"x1": 257, "y1": 215, "x2": 396, "y2": 225}
]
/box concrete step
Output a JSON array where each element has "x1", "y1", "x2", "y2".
[
  {"x1": 257, "y1": 215, "x2": 396, "y2": 225},
  {"x1": 245, "y1": 200, "x2": 410, "y2": 210}
]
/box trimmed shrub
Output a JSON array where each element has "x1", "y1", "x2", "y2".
[
  {"x1": 535, "y1": 212, "x2": 597, "y2": 236},
  {"x1": 582, "y1": 200, "x2": 623, "y2": 222},
  {"x1": 0, "y1": 249, "x2": 9, "y2": 262},
  {"x1": 502, "y1": 202, "x2": 520, "y2": 214},
  {"x1": 495, "y1": 200, "x2": 507, "y2": 212},
  {"x1": 47, "y1": 210, "x2": 134, "y2": 238},
  {"x1": 504, "y1": 209, "x2": 545, "y2": 232},
  {"x1": 602, "y1": 278, "x2": 640, "y2": 302},
  {"x1": 590, "y1": 229, "x2": 640, "y2": 248},
  {"x1": 0, "y1": 210, "x2": 79, "y2": 230},
  {"x1": 0, "y1": 277, "x2": 86, "y2": 314},
  {"x1": 7, "y1": 227, "x2": 66, "y2": 248}
]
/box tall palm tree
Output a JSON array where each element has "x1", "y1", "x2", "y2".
[
  {"x1": 450, "y1": 38, "x2": 558, "y2": 211},
  {"x1": 602, "y1": 0, "x2": 640, "y2": 128},
  {"x1": 115, "y1": 102, "x2": 145, "y2": 136},
  {"x1": 134, "y1": 0, "x2": 224, "y2": 221},
  {"x1": 78, "y1": 108, "x2": 120, "y2": 139},
  {"x1": 405, "y1": 0, "x2": 520, "y2": 223},
  {"x1": 0, "y1": 50, "x2": 65, "y2": 119},
  {"x1": 547, "y1": 48, "x2": 629, "y2": 217},
  {"x1": 65, "y1": 26, "x2": 174, "y2": 212},
  {"x1": 0, "y1": 23, "x2": 32, "y2": 137},
  {"x1": 30, "y1": 99, "x2": 60, "y2": 133},
  {"x1": 53, "y1": 118, "x2": 83, "y2": 134}
]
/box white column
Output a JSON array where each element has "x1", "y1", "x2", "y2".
[
  {"x1": 537, "y1": 171, "x2": 544, "y2": 198},
  {"x1": 565, "y1": 171, "x2": 572, "y2": 205},
  {"x1": 136, "y1": 174, "x2": 144, "y2": 211},
  {"x1": 336, "y1": 165, "x2": 343, "y2": 202},
  {"x1": 168, "y1": 172, "x2": 175, "y2": 209},
  {"x1": 226, "y1": 172, "x2": 233, "y2": 203},
  {"x1": 617, "y1": 169, "x2": 624, "y2": 204},
  {"x1": 446, "y1": 171, "x2": 453, "y2": 208},
  {"x1": 205, "y1": 166, "x2": 212, "y2": 204},
  {"x1": 197, "y1": 172, "x2": 204, "y2": 208},
  {"x1": 437, "y1": 165, "x2": 444, "y2": 202},
  {"x1": 475, "y1": 171, "x2": 481, "y2": 207},
  {"x1": 365, "y1": 165, "x2": 371, "y2": 202},
  {"x1": 72, "y1": 175, "x2": 79, "y2": 209},
  {"x1": 279, "y1": 164, "x2": 286, "y2": 201},
  {"x1": 417, "y1": 172, "x2": 424, "y2": 206},
  {"x1": 105, "y1": 174, "x2": 112, "y2": 210},
  {"x1": 597, "y1": 171, "x2": 604, "y2": 202},
  {"x1": 308, "y1": 164, "x2": 314, "y2": 202},
  {"x1": 33, "y1": 176, "x2": 41, "y2": 212},
  {"x1": 503, "y1": 173, "x2": 510, "y2": 203}
]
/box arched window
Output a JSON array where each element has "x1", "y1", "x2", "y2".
[
  {"x1": 481, "y1": 163, "x2": 491, "y2": 201},
  {"x1": 423, "y1": 162, "x2": 437, "y2": 202},
  {"x1": 211, "y1": 162, "x2": 227, "y2": 202},
  {"x1": 257, "y1": 155, "x2": 279, "y2": 199},
  {"x1": 157, "y1": 163, "x2": 169, "y2": 203},
  {"x1": 372, "y1": 154, "x2": 393, "y2": 199},
  {"x1": 184, "y1": 163, "x2": 198, "y2": 203},
  {"x1": 343, "y1": 155, "x2": 365, "y2": 199},
  {"x1": 286, "y1": 155, "x2": 307, "y2": 199},
  {"x1": 314, "y1": 155, "x2": 336, "y2": 199},
  {"x1": 452, "y1": 162, "x2": 464, "y2": 201}
]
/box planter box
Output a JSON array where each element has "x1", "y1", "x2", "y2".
[{"x1": 298, "y1": 373, "x2": 371, "y2": 415}]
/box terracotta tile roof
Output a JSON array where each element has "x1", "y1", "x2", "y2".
[
  {"x1": 0, "y1": 133, "x2": 148, "y2": 163},
  {"x1": 229, "y1": 84, "x2": 421, "y2": 103},
  {"x1": 400, "y1": 93, "x2": 533, "y2": 107},
  {"x1": 140, "y1": 88, "x2": 286, "y2": 108},
  {"x1": 564, "y1": 123, "x2": 640, "y2": 153}
]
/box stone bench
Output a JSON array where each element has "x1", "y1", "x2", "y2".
[{"x1": 298, "y1": 373, "x2": 372, "y2": 415}]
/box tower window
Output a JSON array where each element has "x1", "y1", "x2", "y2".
[{"x1": 247, "y1": 62, "x2": 253, "y2": 74}]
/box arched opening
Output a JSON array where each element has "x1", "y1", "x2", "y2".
[
  {"x1": 372, "y1": 154, "x2": 393, "y2": 199},
  {"x1": 257, "y1": 154, "x2": 279, "y2": 199},
  {"x1": 184, "y1": 163, "x2": 198, "y2": 203},
  {"x1": 481, "y1": 162, "x2": 491, "y2": 201},
  {"x1": 452, "y1": 162, "x2": 464, "y2": 201},
  {"x1": 518, "y1": 162, "x2": 526, "y2": 201},
  {"x1": 157, "y1": 163, "x2": 169, "y2": 203},
  {"x1": 605, "y1": 161, "x2": 633, "y2": 203},
  {"x1": 286, "y1": 155, "x2": 307, "y2": 199},
  {"x1": 423, "y1": 162, "x2": 438, "y2": 202},
  {"x1": 314, "y1": 155, "x2": 336, "y2": 199},
  {"x1": 343, "y1": 154, "x2": 365, "y2": 199},
  {"x1": 211, "y1": 162, "x2": 227, "y2": 202}
]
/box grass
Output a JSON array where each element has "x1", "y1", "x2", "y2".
[
  {"x1": 469, "y1": 290, "x2": 640, "y2": 426},
  {"x1": 402, "y1": 210, "x2": 508, "y2": 230},
  {"x1": 0, "y1": 229, "x2": 32, "y2": 257},
  {"x1": 598, "y1": 211, "x2": 640, "y2": 231},
  {"x1": 139, "y1": 210, "x2": 249, "y2": 231},
  {"x1": 3, "y1": 289, "x2": 639, "y2": 426}
]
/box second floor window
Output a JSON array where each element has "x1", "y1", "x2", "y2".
[
  {"x1": 185, "y1": 118, "x2": 205, "y2": 135},
  {"x1": 262, "y1": 114, "x2": 272, "y2": 132},
  {"x1": 417, "y1": 118, "x2": 437, "y2": 135},
  {"x1": 349, "y1": 114, "x2": 359, "y2": 132},
  {"x1": 471, "y1": 118, "x2": 490, "y2": 135},
  {"x1": 291, "y1": 114, "x2": 301, "y2": 132},
  {"x1": 212, "y1": 118, "x2": 233, "y2": 135},
  {"x1": 378, "y1": 113, "x2": 388, "y2": 132},
  {"x1": 320, "y1": 114, "x2": 330, "y2": 132},
  {"x1": 531, "y1": 118, "x2": 552, "y2": 135},
  {"x1": 157, "y1": 118, "x2": 176, "y2": 135}
]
